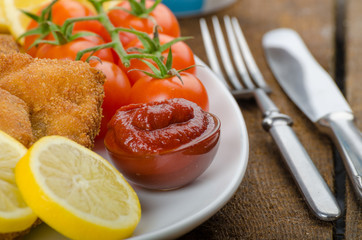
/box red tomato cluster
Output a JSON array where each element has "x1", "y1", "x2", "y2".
[
  {"x1": 24, "y1": 0, "x2": 209, "y2": 138},
  {"x1": 24, "y1": 0, "x2": 109, "y2": 58}
]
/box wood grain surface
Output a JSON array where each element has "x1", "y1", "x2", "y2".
[
  {"x1": 345, "y1": 0, "x2": 362, "y2": 239},
  {"x1": 175, "y1": 0, "x2": 361, "y2": 239}
]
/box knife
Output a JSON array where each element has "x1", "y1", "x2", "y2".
[{"x1": 263, "y1": 28, "x2": 362, "y2": 200}]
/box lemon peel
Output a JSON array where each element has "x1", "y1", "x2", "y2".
[
  {"x1": 0, "y1": 130, "x2": 37, "y2": 233},
  {"x1": 15, "y1": 135, "x2": 141, "y2": 240}
]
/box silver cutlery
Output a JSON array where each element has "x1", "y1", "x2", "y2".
[
  {"x1": 200, "y1": 16, "x2": 341, "y2": 220},
  {"x1": 263, "y1": 28, "x2": 362, "y2": 200}
]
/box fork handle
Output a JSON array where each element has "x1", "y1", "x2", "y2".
[{"x1": 262, "y1": 111, "x2": 341, "y2": 220}]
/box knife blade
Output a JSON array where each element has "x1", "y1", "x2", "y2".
[{"x1": 263, "y1": 28, "x2": 362, "y2": 199}]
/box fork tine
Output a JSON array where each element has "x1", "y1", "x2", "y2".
[
  {"x1": 223, "y1": 15, "x2": 255, "y2": 89},
  {"x1": 211, "y1": 16, "x2": 243, "y2": 89},
  {"x1": 200, "y1": 18, "x2": 230, "y2": 89},
  {"x1": 231, "y1": 17, "x2": 271, "y2": 92}
]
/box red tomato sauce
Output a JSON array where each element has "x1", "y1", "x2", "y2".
[
  {"x1": 104, "y1": 98, "x2": 221, "y2": 190},
  {"x1": 105, "y1": 98, "x2": 215, "y2": 154}
]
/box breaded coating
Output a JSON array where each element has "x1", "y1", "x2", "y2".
[
  {"x1": 0, "y1": 88, "x2": 34, "y2": 147},
  {"x1": 0, "y1": 34, "x2": 19, "y2": 54},
  {"x1": 0, "y1": 52, "x2": 105, "y2": 148}
]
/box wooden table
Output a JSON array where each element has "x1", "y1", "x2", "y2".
[{"x1": 176, "y1": 0, "x2": 361, "y2": 239}]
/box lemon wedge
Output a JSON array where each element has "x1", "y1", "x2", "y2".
[
  {"x1": 0, "y1": 130, "x2": 37, "y2": 233},
  {"x1": 15, "y1": 135, "x2": 141, "y2": 240}
]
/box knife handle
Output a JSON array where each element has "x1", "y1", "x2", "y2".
[
  {"x1": 319, "y1": 112, "x2": 362, "y2": 199},
  {"x1": 262, "y1": 112, "x2": 341, "y2": 221}
]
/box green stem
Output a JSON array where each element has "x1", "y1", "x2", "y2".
[
  {"x1": 76, "y1": 42, "x2": 115, "y2": 61},
  {"x1": 126, "y1": 53, "x2": 168, "y2": 75},
  {"x1": 87, "y1": 0, "x2": 130, "y2": 67},
  {"x1": 61, "y1": 15, "x2": 101, "y2": 35},
  {"x1": 114, "y1": 27, "x2": 158, "y2": 51}
]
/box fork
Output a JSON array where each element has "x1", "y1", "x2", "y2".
[{"x1": 200, "y1": 15, "x2": 341, "y2": 221}]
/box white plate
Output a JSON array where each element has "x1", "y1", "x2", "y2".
[{"x1": 23, "y1": 58, "x2": 249, "y2": 240}]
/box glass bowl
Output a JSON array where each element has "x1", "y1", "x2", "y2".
[{"x1": 104, "y1": 112, "x2": 221, "y2": 191}]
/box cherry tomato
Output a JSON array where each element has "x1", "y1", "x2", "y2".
[
  {"x1": 122, "y1": 33, "x2": 196, "y2": 86},
  {"x1": 90, "y1": 61, "x2": 131, "y2": 138},
  {"x1": 107, "y1": 0, "x2": 180, "y2": 46},
  {"x1": 128, "y1": 72, "x2": 209, "y2": 111},
  {"x1": 35, "y1": 34, "x2": 114, "y2": 62},
  {"x1": 50, "y1": 0, "x2": 105, "y2": 35},
  {"x1": 24, "y1": 0, "x2": 108, "y2": 56}
]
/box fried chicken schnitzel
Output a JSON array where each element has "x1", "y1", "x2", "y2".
[
  {"x1": 0, "y1": 36, "x2": 105, "y2": 239},
  {"x1": 0, "y1": 34, "x2": 105, "y2": 148},
  {"x1": 0, "y1": 52, "x2": 105, "y2": 148}
]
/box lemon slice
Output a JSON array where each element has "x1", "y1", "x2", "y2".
[
  {"x1": 0, "y1": 130, "x2": 37, "y2": 233},
  {"x1": 15, "y1": 136, "x2": 141, "y2": 240}
]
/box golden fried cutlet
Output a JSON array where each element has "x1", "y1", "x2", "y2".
[
  {"x1": 0, "y1": 88, "x2": 34, "y2": 147},
  {"x1": 0, "y1": 52, "x2": 105, "y2": 148}
]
